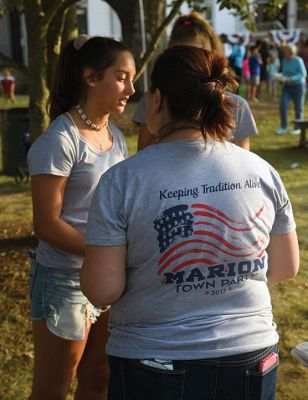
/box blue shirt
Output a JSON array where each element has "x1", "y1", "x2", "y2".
[
  {"x1": 282, "y1": 56, "x2": 307, "y2": 85},
  {"x1": 230, "y1": 44, "x2": 246, "y2": 68},
  {"x1": 249, "y1": 55, "x2": 261, "y2": 76}
]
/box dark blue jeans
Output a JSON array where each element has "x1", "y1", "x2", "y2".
[
  {"x1": 108, "y1": 345, "x2": 278, "y2": 400},
  {"x1": 279, "y1": 83, "x2": 306, "y2": 129}
]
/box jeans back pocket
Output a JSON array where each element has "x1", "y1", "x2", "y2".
[
  {"x1": 245, "y1": 351, "x2": 279, "y2": 400},
  {"x1": 109, "y1": 356, "x2": 185, "y2": 400}
]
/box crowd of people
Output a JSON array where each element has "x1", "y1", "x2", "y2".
[
  {"x1": 225, "y1": 36, "x2": 307, "y2": 135},
  {"x1": 26, "y1": 12, "x2": 300, "y2": 400}
]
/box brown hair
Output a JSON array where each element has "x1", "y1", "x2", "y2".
[
  {"x1": 169, "y1": 12, "x2": 222, "y2": 52},
  {"x1": 48, "y1": 36, "x2": 129, "y2": 121},
  {"x1": 150, "y1": 45, "x2": 238, "y2": 141}
]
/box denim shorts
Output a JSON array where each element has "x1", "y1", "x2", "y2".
[
  {"x1": 108, "y1": 344, "x2": 279, "y2": 400},
  {"x1": 29, "y1": 259, "x2": 103, "y2": 340}
]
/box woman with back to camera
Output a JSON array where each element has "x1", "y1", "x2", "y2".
[
  {"x1": 81, "y1": 45, "x2": 299, "y2": 400},
  {"x1": 27, "y1": 35, "x2": 135, "y2": 400},
  {"x1": 133, "y1": 12, "x2": 258, "y2": 151}
]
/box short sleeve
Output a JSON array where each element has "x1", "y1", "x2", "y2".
[
  {"x1": 86, "y1": 174, "x2": 127, "y2": 246},
  {"x1": 231, "y1": 95, "x2": 258, "y2": 140},
  {"x1": 270, "y1": 170, "x2": 296, "y2": 234},
  {"x1": 132, "y1": 92, "x2": 148, "y2": 125},
  {"x1": 27, "y1": 131, "x2": 75, "y2": 176}
]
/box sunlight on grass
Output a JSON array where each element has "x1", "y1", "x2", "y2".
[{"x1": 0, "y1": 95, "x2": 29, "y2": 109}]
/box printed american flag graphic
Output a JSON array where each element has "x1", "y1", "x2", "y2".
[{"x1": 153, "y1": 204, "x2": 266, "y2": 275}]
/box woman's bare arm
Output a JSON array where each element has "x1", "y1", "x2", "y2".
[
  {"x1": 266, "y1": 231, "x2": 299, "y2": 285},
  {"x1": 80, "y1": 245, "x2": 127, "y2": 307},
  {"x1": 31, "y1": 174, "x2": 85, "y2": 256}
]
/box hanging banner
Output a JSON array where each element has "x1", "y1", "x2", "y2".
[
  {"x1": 226, "y1": 33, "x2": 252, "y2": 47},
  {"x1": 270, "y1": 29, "x2": 301, "y2": 46}
]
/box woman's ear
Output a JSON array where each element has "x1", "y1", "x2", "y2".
[
  {"x1": 146, "y1": 89, "x2": 163, "y2": 135},
  {"x1": 83, "y1": 68, "x2": 96, "y2": 87},
  {"x1": 153, "y1": 88, "x2": 162, "y2": 114}
]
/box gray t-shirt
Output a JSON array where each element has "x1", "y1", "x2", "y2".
[
  {"x1": 132, "y1": 92, "x2": 258, "y2": 140},
  {"x1": 28, "y1": 113, "x2": 128, "y2": 270},
  {"x1": 86, "y1": 139, "x2": 295, "y2": 360}
]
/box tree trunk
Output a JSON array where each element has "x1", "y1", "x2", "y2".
[
  {"x1": 104, "y1": 0, "x2": 186, "y2": 85},
  {"x1": 62, "y1": 5, "x2": 78, "y2": 48},
  {"x1": 104, "y1": 0, "x2": 144, "y2": 95},
  {"x1": 143, "y1": 0, "x2": 167, "y2": 79},
  {"x1": 23, "y1": 0, "x2": 78, "y2": 140},
  {"x1": 47, "y1": 8, "x2": 69, "y2": 90},
  {"x1": 46, "y1": 3, "x2": 78, "y2": 91},
  {"x1": 103, "y1": 1, "x2": 139, "y2": 54},
  {"x1": 24, "y1": 2, "x2": 50, "y2": 141},
  {"x1": 135, "y1": 0, "x2": 186, "y2": 83}
]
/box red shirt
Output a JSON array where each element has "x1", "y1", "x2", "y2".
[{"x1": 1, "y1": 77, "x2": 14, "y2": 93}]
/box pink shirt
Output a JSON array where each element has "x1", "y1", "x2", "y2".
[{"x1": 242, "y1": 59, "x2": 250, "y2": 79}]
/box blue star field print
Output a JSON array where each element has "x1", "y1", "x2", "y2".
[{"x1": 153, "y1": 205, "x2": 194, "y2": 253}]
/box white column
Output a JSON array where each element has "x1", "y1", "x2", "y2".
[
  {"x1": 287, "y1": 0, "x2": 297, "y2": 29},
  {"x1": 211, "y1": 0, "x2": 218, "y2": 32}
]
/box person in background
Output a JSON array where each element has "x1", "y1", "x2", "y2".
[
  {"x1": 242, "y1": 48, "x2": 251, "y2": 99},
  {"x1": 257, "y1": 40, "x2": 270, "y2": 100},
  {"x1": 276, "y1": 44, "x2": 307, "y2": 135},
  {"x1": 230, "y1": 36, "x2": 246, "y2": 89},
  {"x1": 81, "y1": 45, "x2": 299, "y2": 400},
  {"x1": 133, "y1": 12, "x2": 258, "y2": 151},
  {"x1": 27, "y1": 35, "x2": 135, "y2": 400},
  {"x1": 267, "y1": 50, "x2": 280, "y2": 101},
  {"x1": 249, "y1": 45, "x2": 262, "y2": 102},
  {"x1": 298, "y1": 38, "x2": 308, "y2": 85},
  {"x1": 277, "y1": 39, "x2": 287, "y2": 72},
  {"x1": 0, "y1": 68, "x2": 15, "y2": 104},
  {"x1": 220, "y1": 33, "x2": 232, "y2": 59}
]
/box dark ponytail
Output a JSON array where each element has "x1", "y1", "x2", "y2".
[
  {"x1": 47, "y1": 36, "x2": 129, "y2": 121},
  {"x1": 150, "y1": 45, "x2": 238, "y2": 141}
]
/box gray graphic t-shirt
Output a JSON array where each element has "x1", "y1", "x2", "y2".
[
  {"x1": 86, "y1": 139, "x2": 295, "y2": 359},
  {"x1": 28, "y1": 113, "x2": 128, "y2": 270},
  {"x1": 132, "y1": 92, "x2": 258, "y2": 140}
]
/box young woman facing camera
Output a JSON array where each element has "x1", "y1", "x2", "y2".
[
  {"x1": 81, "y1": 46, "x2": 299, "y2": 400},
  {"x1": 27, "y1": 35, "x2": 135, "y2": 400}
]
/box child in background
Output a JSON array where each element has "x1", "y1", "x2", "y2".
[
  {"x1": 242, "y1": 48, "x2": 251, "y2": 99},
  {"x1": 267, "y1": 51, "x2": 280, "y2": 100},
  {"x1": 249, "y1": 45, "x2": 262, "y2": 102},
  {"x1": 0, "y1": 68, "x2": 15, "y2": 104}
]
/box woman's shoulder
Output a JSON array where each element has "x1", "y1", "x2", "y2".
[
  {"x1": 109, "y1": 121, "x2": 123, "y2": 137},
  {"x1": 30, "y1": 114, "x2": 77, "y2": 152},
  {"x1": 109, "y1": 122, "x2": 127, "y2": 147},
  {"x1": 226, "y1": 92, "x2": 250, "y2": 112}
]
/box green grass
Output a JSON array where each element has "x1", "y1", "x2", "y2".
[
  {"x1": 0, "y1": 95, "x2": 29, "y2": 109},
  {"x1": 0, "y1": 98, "x2": 307, "y2": 399},
  {"x1": 247, "y1": 101, "x2": 308, "y2": 399}
]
